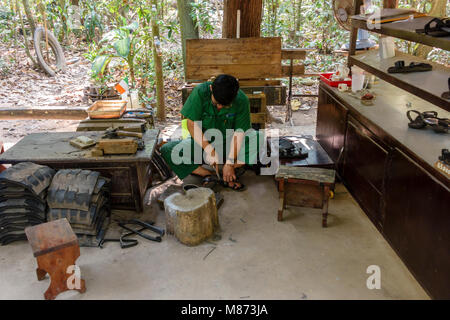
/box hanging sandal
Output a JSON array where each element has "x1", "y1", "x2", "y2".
[{"x1": 388, "y1": 60, "x2": 432, "y2": 74}]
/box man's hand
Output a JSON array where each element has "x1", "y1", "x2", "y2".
[
  {"x1": 222, "y1": 164, "x2": 236, "y2": 183},
  {"x1": 204, "y1": 144, "x2": 219, "y2": 166}
]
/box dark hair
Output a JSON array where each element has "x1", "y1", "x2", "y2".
[{"x1": 211, "y1": 74, "x2": 239, "y2": 106}]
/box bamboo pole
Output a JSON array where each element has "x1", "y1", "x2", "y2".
[{"x1": 152, "y1": 0, "x2": 166, "y2": 121}]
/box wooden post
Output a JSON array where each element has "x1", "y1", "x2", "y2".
[
  {"x1": 222, "y1": 0, "x2": 263, "y2": 38},
  {"x1": 152, "y1": 0, "x2": 166, "y2": 121},
  {"x1": 383, "y1": 0, "x2": 398, "y2": 8},
  {"x1": 348, "y1": 0, "x2": 364, "y2": 65}
]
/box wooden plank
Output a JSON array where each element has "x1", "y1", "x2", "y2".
[
  {"x1": 281, "y1": 49, "x2": 307, "y2": 60},
  {"x1": 240, "y1": 80, "x2": 281, "y2": 86},
  {"x1": 187, "y1": 51, "x2": 280, "y2": 66},
  {"x1": 186, "y1": 37, "x2": 282, "y2": 80},
  {"x1": 186, "y1": 37, "x2": 281, "y2": 51},
  {"x1": 96, "y1": 139, "x2": 138, "y2": 155},
  {"x1": 76, "y1": 122, "x2": 144, "y2": 132},
  {"x1": 281, "y1": 64, "x2": 305, "y2": 77},
  {"x1": 186, "y1": 64, "x2": 282, "y2": 80},
  {"x1": 250, "y1": 112, "x2": 267, "y2": 124},
  {"x1": 0, "y1": 106, "x2": 88, "y2": 120}
]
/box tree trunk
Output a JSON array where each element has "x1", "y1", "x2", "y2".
[
  {"x1": 164, "y1": 188, "x2": 219, "y2": 246},
  {"x1": 383, "y1": 0, "x2": 399, "y2": 8},
  {"x1": 176, "y1": 0, "x2": 199, "y2": 72},
  {"x1": 17, "y1": 0, "x2": 38, "y2": 67},
  {"x1": 21, "y1": 0, "x2": 35, "y2": 35},
  {"x1": 290, "y1": 0, "x2": 303, "y2": 43},
  {"x1": 415, "y1": 0, "x2": 447, "y2": 58},
  {"x1": 222, "y1": 0, "x2": 263, "y2": 38},
  {"x1": 152, "y1": 0, "x2": 166, "y2": 121}
]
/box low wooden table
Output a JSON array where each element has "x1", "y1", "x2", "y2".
[
  {"x1": 275, "y1": 166, "x2": 335, "y2": 227},
  {"x1": 25, "y1": 218, "x2": 86, "y2": 300},
  {"x1": 276, "y1": 135, "x2": 335, "y2": 169},
  {"x1": 0, "y1": 130, "x2": 159, "y2": 212}
]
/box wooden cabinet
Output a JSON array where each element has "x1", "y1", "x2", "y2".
[
  {"x1": 383, "y1": 148, "x2": 450, "y2": 299},
  {"x1": 343, "y1": 118, "x2": 389, "y2": 229},
  {"x1": 317, "y1": 89, "x2": 348, "y2": 173},
  {"x1": 317, "y1": 85, "x2": 450, "y2": 299}
]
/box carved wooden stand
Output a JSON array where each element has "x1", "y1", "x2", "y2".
[{"x1": 25, "y1": 218, "x2": 86, "y2": 300}]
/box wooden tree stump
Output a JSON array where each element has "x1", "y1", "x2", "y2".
[{"x1": 164, "y1": 187, "x2": 219, "y2": 246}]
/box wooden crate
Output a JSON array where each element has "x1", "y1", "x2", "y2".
[{"x1": 247, "y1": 92, "x2": 267, "y2": 130}]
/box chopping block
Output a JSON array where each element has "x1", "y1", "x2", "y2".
[
  {"x1": 25, "y1": 218, "x2": 86, "y2": 300},
  {"x1": 164, "y1": 188, "x2": 218, "y2": 246}
]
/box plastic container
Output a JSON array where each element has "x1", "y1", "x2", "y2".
[
  {"x1": 320, "y1": 73, "x2": 352, "y2": 87},
  {"x1": 129, "y1": 89, "x2": 141, "y2": 110},
  {"x1": 351, "y1": 66, "x2": 365, "y2": 92},
  {"x1": 379, "y1": 36, "x2": 396, "y2": 59}
]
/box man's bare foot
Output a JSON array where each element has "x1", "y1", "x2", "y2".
[{"x1": 192, "y1": 166, "x2": 214, "y2": 177}]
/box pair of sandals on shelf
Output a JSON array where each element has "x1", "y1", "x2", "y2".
[
  {"x1": 388, "y1": 60, "x2": 432, "y2": 74},
  {"x1": 196, "y1": 166, "x2": 247, "y2": 192},
  {"x1": 416, "y1": 17, "x2": 450, "y2": 37},
  {"x1": 407, "y1": 110, "x2": 449, "y2": 134}
]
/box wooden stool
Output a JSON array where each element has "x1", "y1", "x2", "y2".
[
  {"x1": 275, "y1": 166, "x2": 335, "y2": 227},
  {"x1": 25, "y1": 218, "x2": 86, "y2": 300}
]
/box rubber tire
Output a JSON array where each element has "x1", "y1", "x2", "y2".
[{"x1": 33, "y1": 26, "x2": 66, "y2": 76}]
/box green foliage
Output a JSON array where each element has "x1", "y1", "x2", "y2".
[
  {"x1": 91, "y1": 21, "x2": 142, "y2": 88},
  {"x1": 0, "y1": 6, "x2": 14, "y2": 43},
  {"x1": 190, "y1": 0, "x2": 215, "y2": 35},
  {"x1": 83, "y1": 10, "x2": 103, "y2": 41}
]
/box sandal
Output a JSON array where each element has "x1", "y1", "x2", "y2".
[
  {"x1": 407, "y1": 110, "x2": 449, "y2": 133},
  {"x1": 388, "y1": 60, "x2": 432, "y2": 74},
  {"x1": 201, "y1": 175, "x2": 219, "y2": 189},
  {"x1": 220, "y1": 179, "x2": 246, "y2": 192}
]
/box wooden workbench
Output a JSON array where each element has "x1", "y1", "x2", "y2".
[{"x1": 0, "y1": 130, "x2": 160, "y2": 213}]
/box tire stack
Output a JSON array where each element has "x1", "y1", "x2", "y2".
[
  {"x1": 46, "y1": 169, "x2": 111, "y2": 247},
  {"x1": 0, "y1": 162, "x2": 55, "y2": 245}
]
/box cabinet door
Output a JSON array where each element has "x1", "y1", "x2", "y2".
[
  {"x1": 317, "y1": 87, "x2": 348, "y2": 170},
  {"x1": 384, "y1": 148, "x2": 450, "y2": 299},
  {"x1": 343, "y1": 118, "x2": 388, "y2": 228}
]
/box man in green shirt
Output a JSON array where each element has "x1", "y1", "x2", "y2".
[{"x1": 161, "y1": 74, "x2": 259, "y2": 190}]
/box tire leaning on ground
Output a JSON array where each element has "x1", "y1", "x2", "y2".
[{"x1": 33, "y1": 26, "x2": 66, "y2": 77}]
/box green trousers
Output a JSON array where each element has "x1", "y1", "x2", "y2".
[{"x1": 161, "y1": 130, "x2": 262, "y2": 180}]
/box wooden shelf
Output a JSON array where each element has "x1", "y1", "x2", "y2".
[
  {"x1": 349, "y1": 50, "x2": 450, "y2": 111},
  {"x1": 352, "y1": 16, "x2": 450, "y2": 52}
]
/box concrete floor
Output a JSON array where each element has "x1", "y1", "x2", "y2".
[{"x1": 0, "y1": 172, "x2": 428, "y2": 300}]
